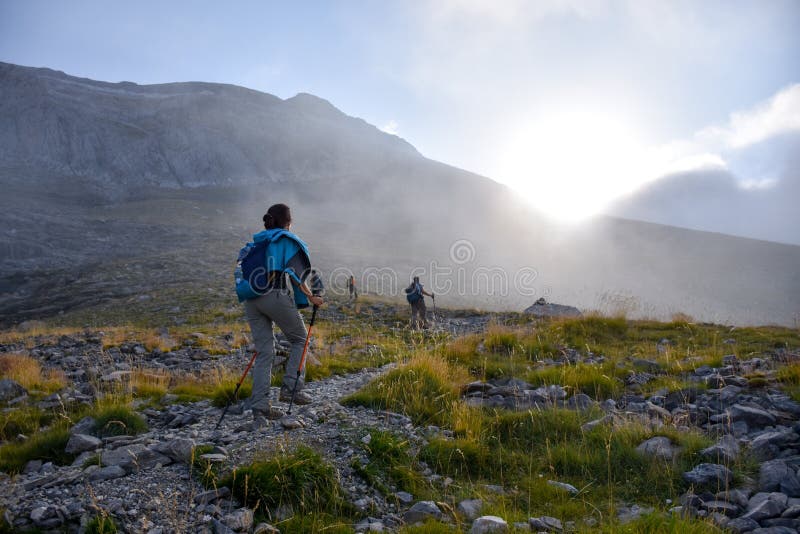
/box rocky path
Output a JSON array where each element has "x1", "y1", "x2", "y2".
[{"x1": 1, "y1": 362, "x2": 441, "y2": 533}]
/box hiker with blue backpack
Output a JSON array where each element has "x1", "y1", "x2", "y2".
[
  {"x1": 230, "y1": 203, "x2": 324, "y2": 426},
  {"x1": 405, "y1": 276, "x2": 434, "y2": 329}
]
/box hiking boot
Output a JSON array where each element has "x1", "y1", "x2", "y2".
[
  {"x1": 279, "y1": 388, "x2": 312, "y2": 405},
  {"x1": 253, "y1": 406, "x2": 285, "y2": 420}
]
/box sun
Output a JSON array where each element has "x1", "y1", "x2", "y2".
[{"x1": 495, "y1": 111, "x2": 652, "y2": 221}]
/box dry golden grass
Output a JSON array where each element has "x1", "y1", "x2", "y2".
[
  {"x1": 0, "y1": 353, "x2": 68, "y2": 393},
  {"x1": 0, "y1": 325, "x2": 83, "y2": 348},
  {"x1": 130, "y1": 368, "x2": 171, "y2": 398}
]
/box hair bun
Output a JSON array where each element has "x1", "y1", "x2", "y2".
[{"x1": 263, "y1": 213, "x2": 274, "y2": 222}]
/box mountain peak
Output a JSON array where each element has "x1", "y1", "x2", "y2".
[{"x1": 284, "y1": 92, "x2": 343, "y2": 116}]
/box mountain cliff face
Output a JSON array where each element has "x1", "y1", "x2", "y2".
[
  {"x1": 0, "y1": 62, "x2": 419, "y2": 199},
  {"x1": 1, "y1": 62, "x2": 798, "y2": 327}
]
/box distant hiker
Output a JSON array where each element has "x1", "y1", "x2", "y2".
[
  {"x1": 405, "y1": 276, "x2": 433, "y2": 329},
  {"x1": 348, "y1": 275, "x2": 358, "y2": 300},
  {"x1": 233, "y1": 203, "x2": 324, "y2": 425}
]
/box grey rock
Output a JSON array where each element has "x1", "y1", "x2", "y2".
[
  {"x1": 567, "y1": 393, "x2": 594, "y2": 410},
  {"x1": 152, "y1": 437, "x2": 197, "y2": 463},
  {"x1": 729, "y1": 404, "x2": 777, "y2": 428},
  {"x1": 780, "y1": 470, "x2": 800, "y2": 498},
  {"x1": 547, "y1": 480, "x2": 579, "y2": 495},
  {"x1": 760, "y1": 460, "x2": 792, "y2": 492},
  {"x1": 403, "y1": 501, "x2": 442, "y2": 524},
  {"x1": 617, "y1": 504, "x2": 653, "y2": 524},
  {"x1": 101, "y1": 444, "x2": 171, "y2": 472},
  {"x1": 458, "y1": 499, "x2": 483, "y2": 521},
  {"x1": 212, "y1": 519, "x2": 236, "y2": 534},
  {"x1": 528, "y1": 516, "x2": 563, "y2": 531},
  {"x1": 761, "y1": 518, "x2": 800, "y2": 529},
  {"x1": 470, "y1": 516, "x2": 508, "y2": 533},
  {"x1": 22, "y1": 460, "x2": 42, "y2": 474},
  {"x1": 194, "y1": 487, "x2": 231, "y2": 505},
  {"x1": 716, "y1": 488, "x2": 751, "y2": 508},
  {"x1": 70, "y1": 416, "x2": 96, "y2": 435},
  {"x1": 637, "y1": 436, "x2": 680, "y2": 461},
  {"x1": 65, "y1": 433, "x2": 102, "y2": 454},
  {"x1": 0, "y1": 378, "x2": 26, "y2": 401},
  {"x1": 701, "y1": 434, "x2": 739, "y2": 463},
  {"x1": 524, "y1": 301, "x2": 581, "y2": 318},
  {"x1": 701, "y1": 500, "x2": 739, "y2": 517},
  {"x1": 748, "y1": 492, "x2": 788, "y2": 511},
  {"x1": 581, "y1": 415, "x2": 613, "y2": 432},
  {"x1": 394, "y1": 491, "x2": 414, "y2": 505},
  {"x1": 88, "y1": 465, "x2": 127, "y2": 481},
  {"x1": 683, "y1": 463, "x2": 733, "y2": 487},
  {"x1": 781, "y1": 504, "x2": 800, "y2": 518},
  {"x1": 223, "y1": 508, "x2": 254, "y2": 532},
  {"x1": 750, "y1": 430, "x2": 798, "y2": 461},
  {"x1": 750, "y1": 527, "x2": 797, "y2": 534},
  {"x1": 725, "y1": 517, "x2": 759, "y2": 533},
  {"x1": 743, "y1": 495, "x2": 787, "y2": 522}
]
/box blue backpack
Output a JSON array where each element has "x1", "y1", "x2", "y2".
[
  {"x1": 405, "y1": 283, "x2": 422, "y2": 303},
  {"x1": 234, "y1": 238, "x2": 276, "y2": 301}
]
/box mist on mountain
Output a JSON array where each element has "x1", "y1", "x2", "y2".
[{"x1": 1, "y1": 62, "x2": 798, "y2": 327}]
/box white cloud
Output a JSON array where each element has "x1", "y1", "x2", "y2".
[
  {"x1": 639, "y1": 83, "x2": 800, "y2": 183},
  {"x1": 380, "y1": 120, "x2": 399, "y2": 135},
  {"x1": 697, "y1": 84, "x2": 800, "y2": 149}
]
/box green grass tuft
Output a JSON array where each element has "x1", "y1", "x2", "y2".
[
  {"x1": 223, "y1": 446, "x2": 354, "y2": 520},
  {"x1": 0, "y1": 425, "x2": 73, "y2": 473},
  {"x1": 85, "y1": 515, "x2": 118, "y2": 534},
  {"x1": 342, "y1": 354, "x2": 461, "y2": 427},
  {"x1": 92, "y1": 405, "x2": 147, "y2": 437}
]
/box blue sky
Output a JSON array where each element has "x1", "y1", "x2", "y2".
[{"x1": 1, "y1": 0, "x2": 799, "y2": 222}]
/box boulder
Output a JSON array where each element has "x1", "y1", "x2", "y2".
[
  {"x1": 152, "y1": 437, "x2": 197, "y2": 463},
  {"x1": 528, "y1": 516, "x2": 563, "y2": 531},
  {"x1": 701, "y1": 434, "x2": 740, "y2": 464},
  {"x1": 524, "y1": 300, "x2": 581, "y2": 318},
  {"x1": 0, "y1": 378, "x2": 26, "y2": 401},
  {"x1": 457, "y1": 499, "x2": 483, "y2": 521},
  {"x1": 470, "y1": 516, "x2": 508, "y2": 533},
  {"x1": 760, "y1": 460, "x2": 792, "y2": 492},
  {"x1": 743, "y1": 493, "x2": 788, "y2": 522},
  {"x1": 101, "y1": 444, "x2": 171, "y2": 472},
  {"x1": 65, "y1": 433, "x2": 102, "y2": 455},
  {"x1": 725, "y1": 517, "x2": 759, "y2": 533},
  {"x1": 194, "y1": 487, "x2": 231, "y2": 505},
  {"x1": 701, "y1": 500, "x2": 740, "y2": 517},
  {"x1": 69, "y1": 416, "x2": 96, "y2": 435},
  {"x1": 729, "y1": 404, "x2": 777, "y2": 428},
  {"x1": 223, "y1": 508, "x2": 254, "y2": 532},
  {"x1": 780, "y1": 470, "x2": 800, "y2": 498},
  {"x1": 683, "y1": 463, "x2": 733, "y2": 488},
  {"x1": 547, "y1": 480, "x2": 579, "y2": 495},
  {"x1": 88, "y1": 465, "x2": 127, "y2": 482},
  {"x1": 637, "y1": 436, "x2": 680, "y2": 461},
  {"x1": 750, "y1": 429, "x2": 798, "y2": 461},
  {"x1": 403, "y1": 501, "x2": 442, "y2": 525}
]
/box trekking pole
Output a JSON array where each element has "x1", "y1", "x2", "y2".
[
  {"x1": 287, "y1": 304, "x2": 318, "y2": 415},
  {"x1": 215, "y1": 349, "x2": 258, "y2": 430}
]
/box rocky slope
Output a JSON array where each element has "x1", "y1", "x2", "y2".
[{"x1": 1, "y1": 302, "x2": 800, "y2": 532}]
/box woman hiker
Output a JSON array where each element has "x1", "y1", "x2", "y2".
[{"x1": 235, "y1": 203, "x2": 324, "y2": 425}]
